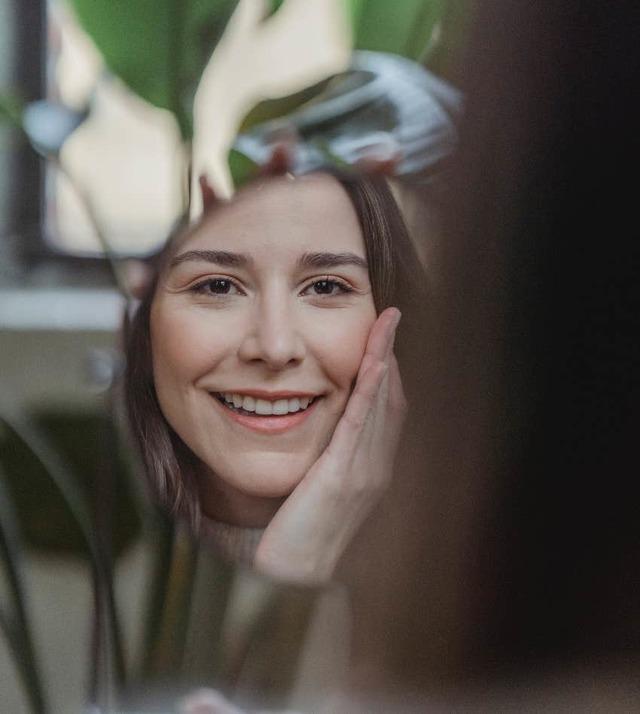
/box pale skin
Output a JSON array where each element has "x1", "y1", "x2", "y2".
[
  {"x1": 150, "y1": 173, "x2": 407, "y2": 585},
  {"x1": 255, "y1": 306, "x2": 405, "y2": 583}
]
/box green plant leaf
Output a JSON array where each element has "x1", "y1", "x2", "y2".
[
  {"x1": 238, "y1": 75, "x2": 334, "y2": 133},
  {"x1": 69, "y1": 0, "x2": 240, "y2": 138},
  {"x1": 346, "y1": 0, "x2": 445, "y2": 62},
  {"x1": 262, "y1": 0, "x2": 286, "y2": 21},
  {"x1": 227, "y1": 147, "x2": 260, "y2": 189},
  {"x1": 425, "y1": 0, "x2": 475, "y2": 78},
  {"x1": 0, "y1": 91, "x2": 24, "y2": 128},
  {"x1": 0, "y1": 406, "x2": 126, "y2": 692},
  {"x1": 0, "y1": 467, "x2": 47, "y2": 714}
]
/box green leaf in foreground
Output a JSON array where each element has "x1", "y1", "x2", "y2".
[
  {"x1": 0, "y1": 92, "x2": 24, "y2": 128},
  {"x1": 346, "y1": 0, "x2": 445, "y2": 62},
  {"x1": 426, "y1": 0, "x2": 476, "y2": 78},
  {"x1": 0, "y1": 407, "x2": 126, "y2": 690},
  {"x1": 0, "y1": 467, "x2": 47, "y2": 714},
  {"x1": 227, "y1": 148, "x2": 259, "y2": 189},
  {"x1": 69, "y1": 0, "x2": 240, "y2": 139},
  {"x1": 238, "y1": 75, "x2": 334, "y2": 133},
  {"x1": 262, "y1": 0, "x2": 286, "y2": 21}
]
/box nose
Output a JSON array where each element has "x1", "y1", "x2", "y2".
[{"x1": 237, "y1": 292, "x2": 305, "y2": 370}]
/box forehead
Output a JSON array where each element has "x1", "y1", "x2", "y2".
[{"x1": 177, "y1": 174, "x2": 364, "y2": 257}]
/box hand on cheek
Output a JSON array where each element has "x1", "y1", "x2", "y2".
[{"x1": 254, "y1": 307, "x2": 407, "y2": 584}]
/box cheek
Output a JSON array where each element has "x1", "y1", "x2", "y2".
[
  {"x1": 310, "y1": 308, "x2": 376, "y2": 390},
  {"x1": 150, "y1": 302, "x2": 227, "y2": 391}
]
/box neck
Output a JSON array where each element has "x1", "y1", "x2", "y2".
[{"x1": 197, "y1": 468, "x2": 284, "y2": 528}]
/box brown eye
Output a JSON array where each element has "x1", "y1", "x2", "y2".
[
  {"x1": 206, "y1": 278, "x2": 232, "y2": 294},
  {"x1": 313, "y1": 279, "x2": 337, "y2": 295},
  {"x1": 302, "y1": 279, "x2": 353, "y2": 297},
  {"x1": 191, "y1": 278, "x2": 240, "y2": 296}
]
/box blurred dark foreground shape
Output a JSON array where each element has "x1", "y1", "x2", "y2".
[{"x1": 330, "y1": 0, "x2": 640, "y2": 711}]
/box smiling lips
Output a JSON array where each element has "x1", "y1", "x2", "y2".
[{"x1": 211, "y1": 391, "x2": 319, "y2": 434}]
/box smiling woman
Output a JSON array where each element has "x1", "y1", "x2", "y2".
[{"x1": 124, "y1": 168, "x2": 426, "y2": 583}]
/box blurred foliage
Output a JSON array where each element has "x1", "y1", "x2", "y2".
[
  {"x1": 0, "y1": 2, "x2": 472, "y2": 710},
  {"x1": 1, "y1": 411, "x2": 140, "y2": 557},
  {"x1": 0, "y1": 468, "x2": 47, "y2": 714},
  {"x1": 230, "y1": 51, "x2": 462, "y2": 187},
  {"x1": 237, "y1": 0, "x2": 452, "y2": 138},
  {"x1": 348, "y1": 0, "x2": 445, "y2": 62},
  {"x1": 68, "y1": 0, "x2": 241, "y2": 139},
  {"x1": 427, "y1": 0, "x2": 476, "y2": 81},
  {"x1": 229, "y1": 0, "x2": 468, "y2": 187},
  {"x1": 238, "y1": 75, "x2": 334, "y2": 133},
  {"x1": 0, "y1": 406, "x2": 130, "y2": 708},
  {"x1": 227, "y1": 147, "x2": 260, "y2": 187},
  {"x1": 262, "y1": 0, "x2": 286, "y2": 21},
  {"x1": 0, "y1": 91, "x2": 24, "y2": 128},
  {"x1": 65, "y1": 0, "x2": 458, "y2": 168}
]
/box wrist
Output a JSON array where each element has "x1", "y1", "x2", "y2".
[{"x1": 254, "y1": 539, "x2": 339, "y2": 586}]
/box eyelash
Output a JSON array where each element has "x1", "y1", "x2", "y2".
[
  {"x1": 189, "y1": 277, "x2": 242, "y2": 296},
  {"x1": 188, "y1": 276, "x2": 355, "y2": 298},
  {"x1": 301, "y1": 277, "x2": 355, "y2": 297}
]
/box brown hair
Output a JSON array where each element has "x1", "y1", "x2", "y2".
[{"x1": 123, "y1": 169, "x2": 428, "y2": 529}]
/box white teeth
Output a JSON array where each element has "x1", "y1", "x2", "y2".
[
  {"x1": 272, "y1": 399, "x2": 288, "y2": 415},
  {"x1": 218, "y1": 393, "x2": 316, "y2": 414},
  {"x1": 288, "y1": 397, "x2": 300, "y2": 412},
  {"x1": 242, "y1": 395, "x2": 256, "y2": 412},
  {"x1": 255, "y1": 399, "x2": 273, "y2": 415}
]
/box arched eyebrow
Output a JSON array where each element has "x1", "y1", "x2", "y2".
[
  {"x1": 169, "y1": 249, "x2": 368, "y2": 271},
  {"x1": 169, "y1": 250, "x2": 251, "y2": 268},
  {"x1": 298, "y1": 252, "x2": 368, "y2": 270}
]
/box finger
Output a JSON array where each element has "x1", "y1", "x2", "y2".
[
  {"x1": 351, "y1": 309, "x2": 399, "y2": 397},
  {"x1": 326, "y1": 360, "x2": 387, "y2": 458},
  {"x1": 366, "y1": 352, "x2": 400, "y2": 442},
  {"x1": 362, "y1": 308, "x2": 401, "y2": 367},
  {"x1": 328, "y1": 312, "x2": 399, "y2": 461},
  {"x1": 367, "y1": 362, "x2": 390, "y2": 442},
  {"x1": 384, "y1": 310, "x2": 401, "y2": 360},
  {"x1": 358, "y1": 355, "x2": 404, "y2": 492},
  {"x1": 388, "y1": 352, "x2": 408, "y2": 416},
  {"x1": 376, "y1": 354, "x2": 407, "y2": 448},
  {"x1": 362, "y1": 353, "x2": 405, "y2": 450}
]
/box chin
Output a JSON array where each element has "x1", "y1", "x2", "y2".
[{"x1": 211, "y1": 450, "x2": 313, "y2": 499}]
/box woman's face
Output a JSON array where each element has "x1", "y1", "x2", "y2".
[{"x1": 150, "y1": 174, "x2": 377, "y2": 523}]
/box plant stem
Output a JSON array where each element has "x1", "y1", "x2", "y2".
[{"x1": 0, "y1": 468, "x2": 48, "y2": 714}]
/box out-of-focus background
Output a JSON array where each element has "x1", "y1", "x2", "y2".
[
  {"x1": 0, "y1": 1, "x2": 466, "y2": 711},
  {"x1": 3, "y1": 1, "x2": 638, "y2": 712}
]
